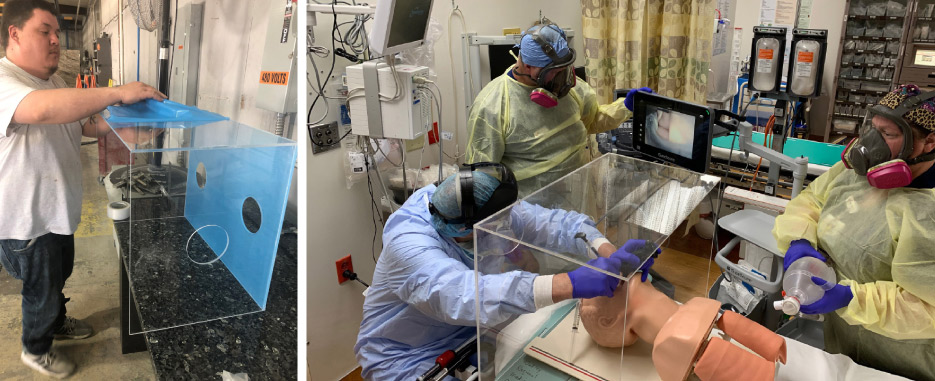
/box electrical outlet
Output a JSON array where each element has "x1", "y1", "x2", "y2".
[{"x1": 335, "y1": 255, "x2": 354, "y2": 284}]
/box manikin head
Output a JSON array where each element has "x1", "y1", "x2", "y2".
[
  {"x1": 579, "y1": 280, "x2": 639, "y2": 347},
  {"x1": 2, "y1": 0, "x2": 61, "y2": 80}
]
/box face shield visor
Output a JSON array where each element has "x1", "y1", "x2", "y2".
[{"x1": 429, "y1": 162, "x2": 519, "y2": 229}]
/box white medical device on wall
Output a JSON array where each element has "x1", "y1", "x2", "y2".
[
  {"x1": 346, "y1": 63, "x2": 432, "y2": 139},
  {"x1": 369, "y1": 0, "x2": 435, "y2": 57}
]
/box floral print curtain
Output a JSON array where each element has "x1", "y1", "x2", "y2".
[{"x1": 581, "y1": 0, "x2": 716, "y2": 104}]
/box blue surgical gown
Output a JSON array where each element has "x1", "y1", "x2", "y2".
[{"x1": 355, "y1": 185, "x2": 603, "y2": 380}]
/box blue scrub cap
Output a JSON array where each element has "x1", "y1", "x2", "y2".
[
  {"x1": 516, "y1": 24, "x2": 570, "y2": 68},
  {"x1": 430, "y1": 171, "x2": 500, "y2": 238}
]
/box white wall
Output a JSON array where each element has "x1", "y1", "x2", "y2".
[
  {"x1": 82, "y1": 0, "x2": 298, "y2": 138},
  {"x1": 305, "y1": 1, "x2": 584, "y2": 378},
  {"x1": 732, "y1": 0, "x2": 845, "y2": 139}
]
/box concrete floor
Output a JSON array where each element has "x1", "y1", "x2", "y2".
[{"x1": 0, "y1": 139, "x2": 156, "y2": 380}]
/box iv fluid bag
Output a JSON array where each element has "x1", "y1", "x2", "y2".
[
  {"x1": 753, "y1": 38, "x2": 780, "y2": 92},
  {"x1": 791, "y1": 40, "x2": 821, "y2": 96}
]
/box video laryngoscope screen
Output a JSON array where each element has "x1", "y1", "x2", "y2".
[
  {"x1": 387, "y1": 0, "x2": 433, "y2": 47},
  {"x1": 632, "y1": 91, "x2": 713, "y2": 174},
  {"x1": 645, "y1": 106, "x2": 696, "y2": 159}
]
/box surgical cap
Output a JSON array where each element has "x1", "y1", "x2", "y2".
[
  {"x1": 516, "y1": 24, "x2": 570, "y2": 68},
  {"x1": 430, "y1": 171, "x2": 500, "y2": 237}
]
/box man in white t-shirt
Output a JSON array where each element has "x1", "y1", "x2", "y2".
[{"x1": 0, "y1": 0, "x2": 165, "y2": 378}]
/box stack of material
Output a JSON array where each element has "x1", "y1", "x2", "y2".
[
  {"x1": 0, "y1": 50, "x2": 82, "y2": 84},
  {"x1": 57, "y1": 50, "x2": 81, "y2": 85}
]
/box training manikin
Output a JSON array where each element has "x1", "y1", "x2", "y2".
[{"x1": 580, "y1": 279, "x2": 787, "y2": 381}]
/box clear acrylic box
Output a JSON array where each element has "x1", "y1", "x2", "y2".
[
  {"x1": 103, "y1": 102, "x2": 297, "y2": 334},
  {"x1": 474, "y1": 154, "x2": 718, "y2": 380}
]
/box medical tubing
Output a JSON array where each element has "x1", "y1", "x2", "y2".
[
  {"x1": 307, "y1": 35, "x2": 332, "y2": 125},
  {"x1": 424, "y1": 82, "x2": 445, "y2": 181},
  {"x1": 740, "y1": 93, "x2": 760, "y2": 118},
  {"x1": 750, "y1": 115, "x2": 775, "y2": 191},
  {"x1": 447, "y1": 6, "x2": 470, "y2": 159},
  {"x1": 185, "y1": 225, "x2": 230, "y2": 266},
  {"x1": 367, "y1": 143, "x2": 396, "y2": 213},
  {"x1": 400, "y1": 141, "x2": 408, "y2": 196},
  {"x1": 708, "y1": 167, "x2": 796, "y2": 188},
  {"x1": 307, "y1": 5, "x2": 340, "y2": 125}
]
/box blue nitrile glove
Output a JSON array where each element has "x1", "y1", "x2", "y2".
[
  {"x1": 783, "y1": 239, "x2": 825, "y2": 271},
  {"x1": 624, "y1": 87, "x2": 654, "y2": 111},
  {"x1": 800, "y1": 277, "x2": 853, "y2": 315},
  {"x1": 613, "y1": 239, "x2": 661, "y2": 282},
  {"x1": 568, "y1": 256, "x2": 624, "y2": 299}
]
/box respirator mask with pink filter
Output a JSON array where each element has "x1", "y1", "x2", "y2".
[
  {"x1": 513, "y1": 24, "x2": 577, "y2": 108},
  {"x1": 842, "y1": 91, "x2": 935, "y2": 189}
]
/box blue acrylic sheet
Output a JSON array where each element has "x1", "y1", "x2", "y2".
[
  {"x1": 105, "y1": 99, "x2": 295, "y2": 310},
  {"x1": 184, "y1": 139, "x2": 296, "y2": 309},
  {"x1": 104, "y1": 99, "x2": 228, "y2": 126}
]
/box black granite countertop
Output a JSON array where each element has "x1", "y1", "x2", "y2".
[
  {"x1": 113, "y1": 197, "x2": 297, "y2": 380},
  {"x1": 143, "y1": 231, "x2": 297, "y2": 380},
  {"x1": 114, "y1": 216, "x2": 260, "y2": 332}
]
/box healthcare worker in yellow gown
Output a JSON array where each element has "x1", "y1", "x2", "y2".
[
  {"x1": 773, "y1": 84, "x2": 935, "y2": 381},
  {"x1": 465, "y1": 21, "x2": 648, "y2": 197}
]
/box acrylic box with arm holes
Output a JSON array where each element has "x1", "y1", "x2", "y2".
[
  {"x1": 472, "y1": 154, "x2": 719, "y2": 380},
  {"x1": 102, "y1": 100, "x2": 297, "y2": 334}
]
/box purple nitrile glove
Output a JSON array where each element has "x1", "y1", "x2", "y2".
[
  {"x1": 800, "y1": 277, "x2": 853, "y2": 315},
  {"x1": 639, "y1": 257, "x2": 655, "y2": 282},
  {"x1": 783, "y1": 239, "x2": 825, "y2": 271},
  {"x1": 568, "y1": 256, "x2": 624, "y2": 299},
  {"x1": 624, "y1": 87, "x2": 654, "y2": 111},
  {"x1": 613, "y1": 239, "x2": 661, "y2": 282}
]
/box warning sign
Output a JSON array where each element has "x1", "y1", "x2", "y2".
[
  {"x1": 758, "y1": 49, "x2": 774, "y2": 60},
  {"x1": 260, "y1": 71, "x2": 290, "y2": 85},
  {"x1": 797, "y1": 51, "x2": 814, "y2": 63}
]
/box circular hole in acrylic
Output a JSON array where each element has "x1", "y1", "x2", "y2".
[
  {"x1": 196, "y1": 162, "x2": 207, "y2": 189},
  {"x1": 185, "y1": 225, "x2": 230, "y2": 265},
  {"x1": 242, "y1": 197, "x2": 262, "y2": 234}
]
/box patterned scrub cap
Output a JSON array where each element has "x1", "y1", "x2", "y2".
[{"x1": 878, "y1": 84, "x2": 935, "y2": 133}]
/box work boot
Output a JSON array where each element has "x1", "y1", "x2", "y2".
[
  {"x1": 53, "y1": 316, "x2": 93, "y2": 340},
  {"x1": 21, "y1": 348, "x2": 75, "y2": 379}
]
